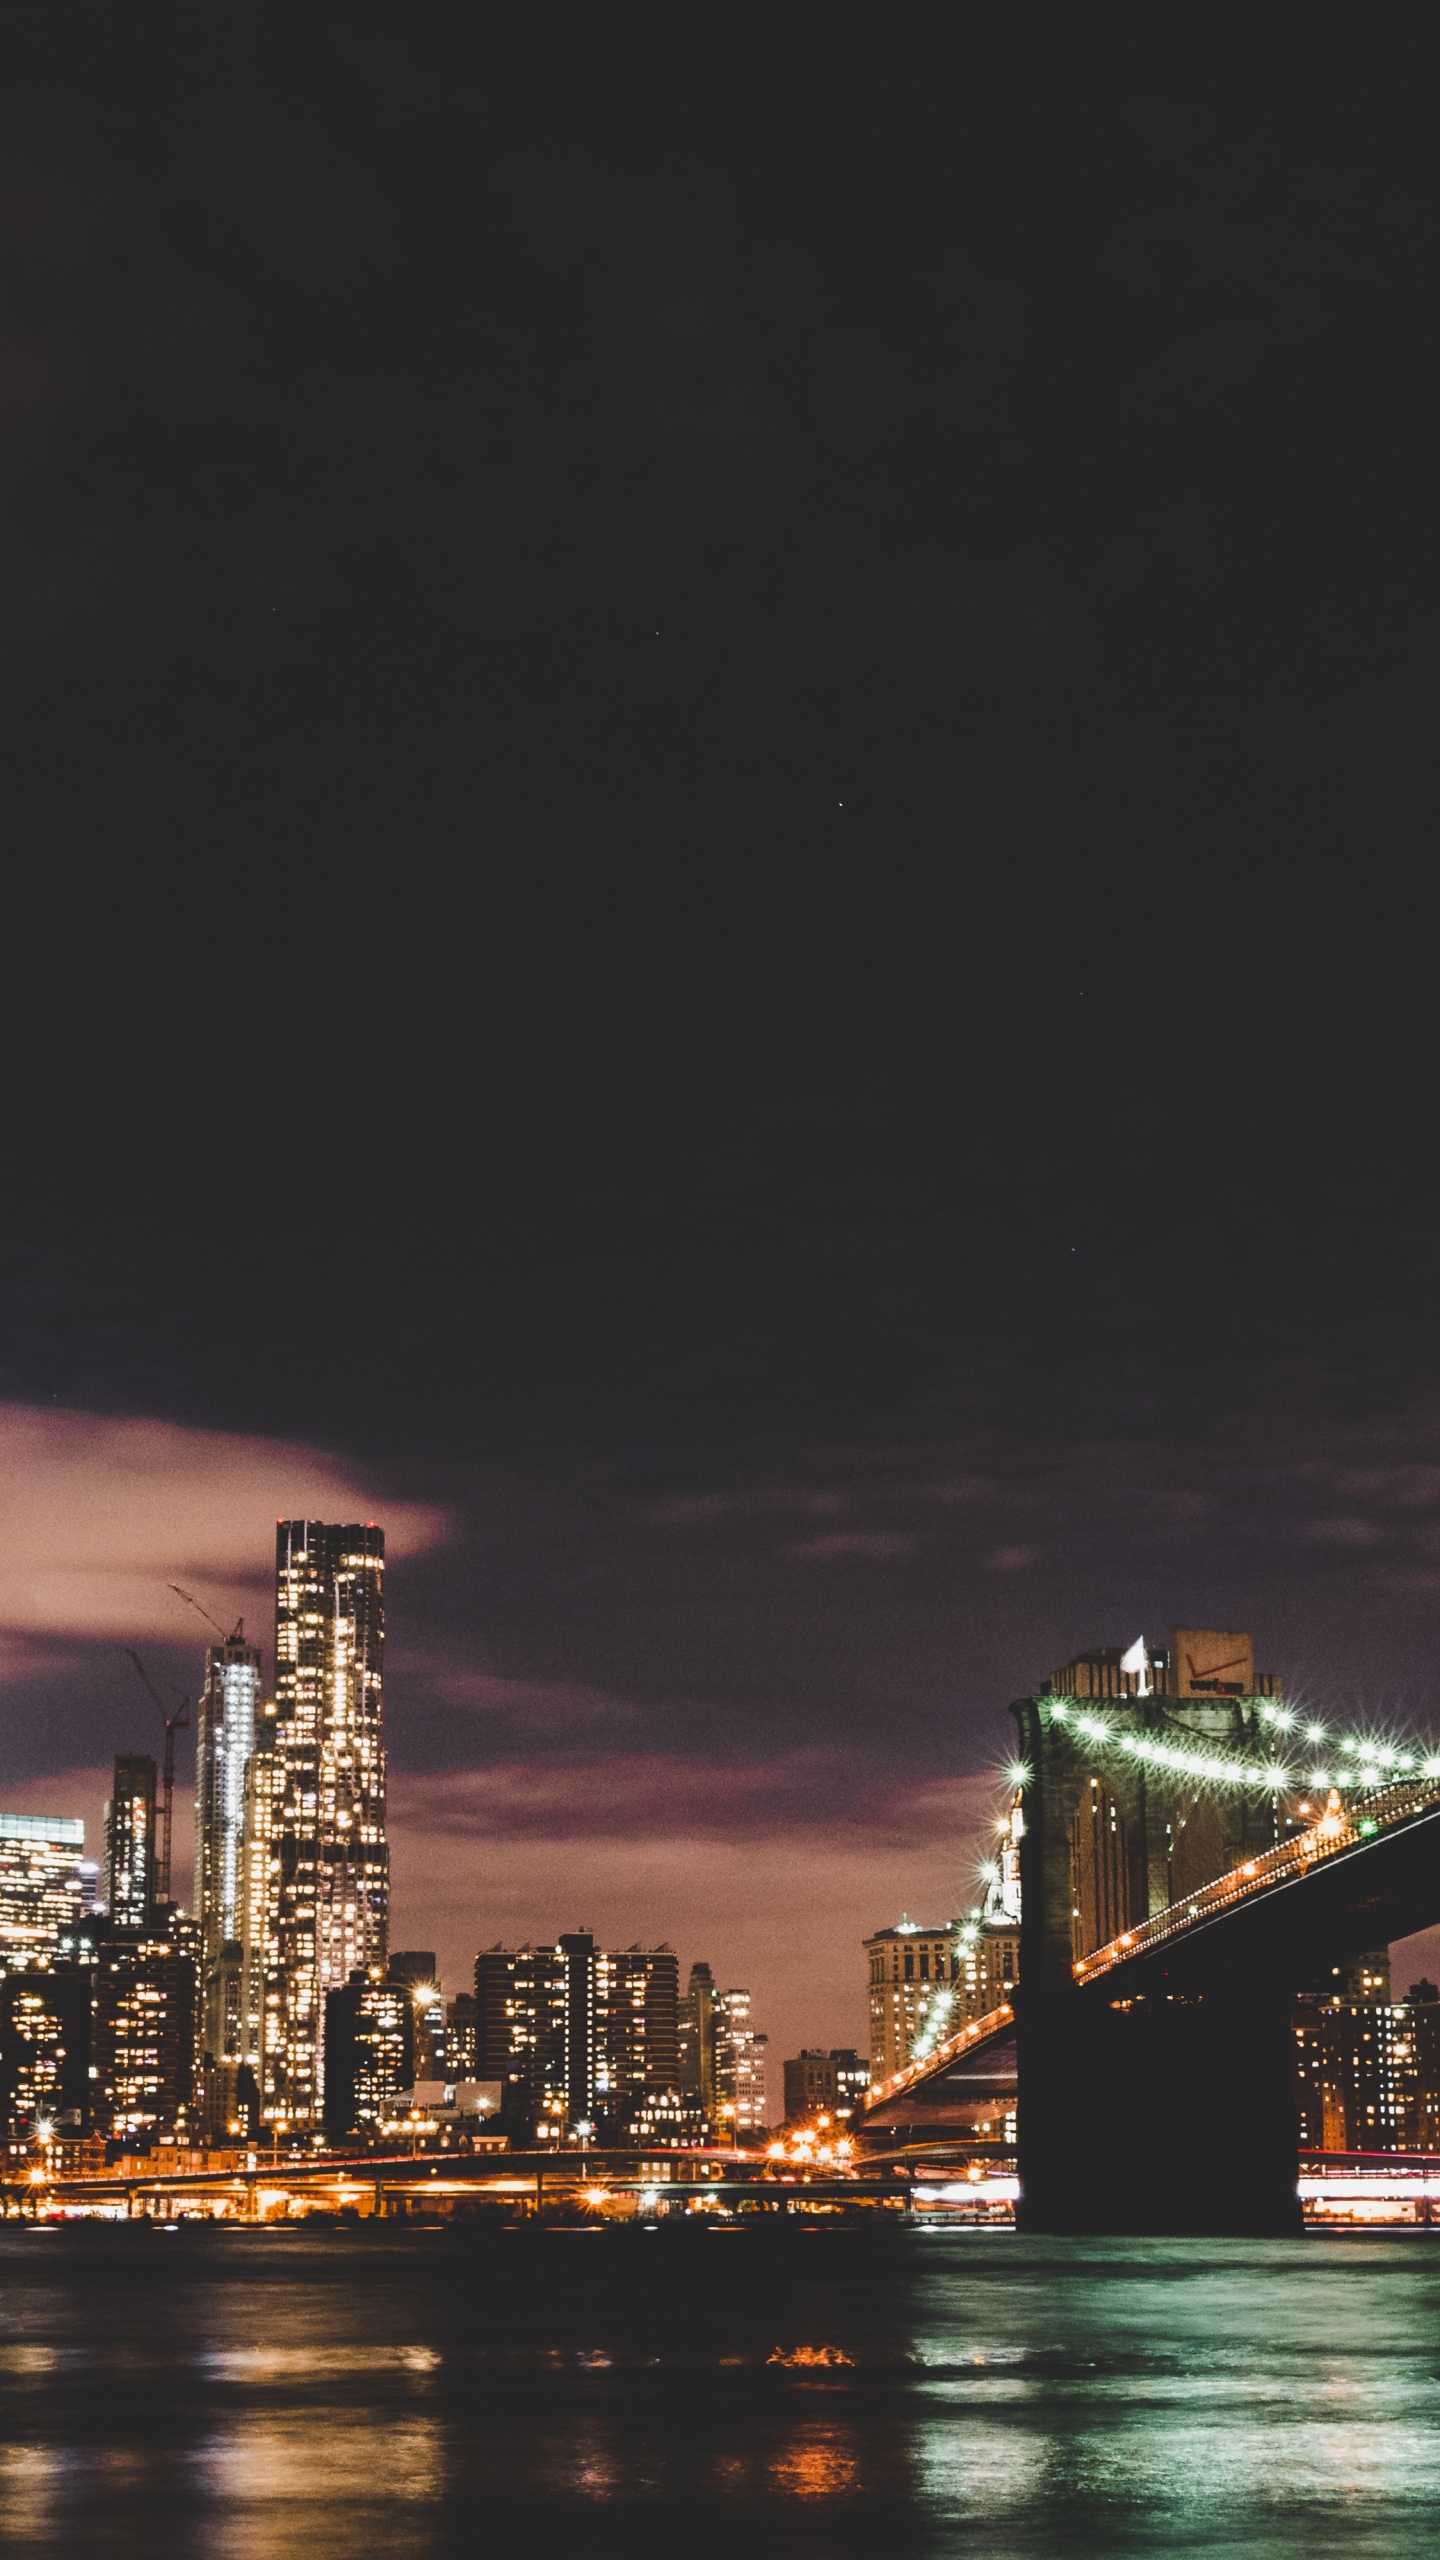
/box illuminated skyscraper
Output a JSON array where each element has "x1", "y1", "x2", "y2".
[
  {"x1": 865, "y1": 1921, "x2": 957, "y2": 2082},
  {"x1": 196, "y1": 1621, "x2": 263, "y2": 2063},
  {"x1": 715, "y1": 1986, "x2": 768, "y2": 2134},
  {"x1": 105, "y1": 1758, "x2": 157, "y2": 1928},
  {"x1": 238, "y1": 1697, "x2": 283, "y2": 2091},
  {"x1": 678, "y1": 1959, "x2": 717, "y2": 2113},
  {"x1": 0, "y1": 1813, "x2": 94, "y2": 1962},
  {"x1": 263, "y1": 1522, "x2": 387, "y2": 2124}
]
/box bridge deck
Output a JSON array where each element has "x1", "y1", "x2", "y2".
[
  {"x1": 862, "y1": 2001, "x2": 1014, "y2": 2114},
  {"x1": 1075, "y1": 1775, "x2": 1440, "y2": 1985}
]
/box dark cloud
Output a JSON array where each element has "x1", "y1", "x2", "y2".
[{"x1": 2, "y1": 21, "x2": 1440, "y2": 2040}]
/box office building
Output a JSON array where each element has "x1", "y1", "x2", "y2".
[
  {"x1": 1295, "y1": 1984, "x2": 1440, "y2": 2152},
  {"x1": 616, "y1": 2085, "x2": 709, "y2": 2147},
  {"x1": 474, "y1": 1937, "x2": 683, "y2": 2140},
  {"x1": 0, "y1": 1965, "x2": 93, "y2": 2138},
  {"x1": 597, "y1": 1943, "x2": 679, "y2": 2118},
  {"x1": 323, "y1": 1970, "x2": 414, "y2": 2142},
  {"x1": 196, "y1": 1621, "x2": 263, "y2": 2063},
  {"x1": 389, "y1": 1950, "x2": 446, "y2": 2077},
  {"x1": 475, "y1": 1942, "x2": 566, "y2": 2132},
  {"x1": 677, "y1": 1960, "x2": 717, "y2": 2114},
  {"x1": 866, "y1": 1921, "x2": 958, "y2": 2084},
  {"x1": 0, "y1": 1813, "x2": 94, "y2": 1962},
  {"x1": 199, "y1": 2058, "x2": 260, "y2": 2149},
  {"x1": 92, "y1": 1915, "x2": 197, "y2": 2145},
  {"x1": 783, "y1": 2046, "x2": 869, "y2": 2125},
  {"x1": 261, "y1": 1521, "x2": 388, "y2": 2125},
  {"x1": 952, "y1": 1916, "x2": 1022, "y2": 2028},
  {"x1": 715, "y1": 1986, "x2": 768, "y2": 2133},
  {"x1": 443, "y1": 1991, "x2": 477, "y2": 2077},
  {"x1": 238, "y1": 1697, "x2": 283, "y2": 2094},
  {"x1": 105, "y1": 1758, "x2": 157, "y2": 1929}
]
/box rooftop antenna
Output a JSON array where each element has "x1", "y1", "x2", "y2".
[{"x1": 123, "y1": 1650, "x2": 191, "y2": 1908}]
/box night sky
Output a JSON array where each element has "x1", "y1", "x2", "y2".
[{"x1": 3, "y1": 19, "x2": 1440, "y2": 2063}]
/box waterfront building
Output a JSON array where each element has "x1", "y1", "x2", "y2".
[
  {"x1": 952, "y1": 1916, "x2": 1022, "y2": 2027},
  {"x1": 443, "y1": 1990, "x2": 477, "y2": 2077},
  {"x1": 0, "y1": 1964, "x2": 93, "y2": 2137},
  {"x1": 677, "y1": 1959, "x2": 717, "y2": 2113},
  {"x1": 260, "y1": 1521, "x2": 388, "y2": 2125},
  {"x1": 0, "y1": 1812, "x2": 94, "y2": 1962},
  {"x1": 196, "y1": 1621, "x2": 263, "y2": 2065},
  {"x1": 596, "y1": 1943, "x2": 679, "y2": 2120},
  {"x1": 475, "y1": 1942, "x2": 566, "y2": 2132},
  {"x1": 323, "y1": 1970, "x2": 414, "y2": 2141},
  {"x1": 474, "y1": 1937, "x2": 683, "y2": 2139},
  {"x1": 389, "y1": 1951, "x2": 447, "y2": 2077},
  {"x1": 1295, "y1": 1984, "x2": 1440, "y2": 2152},
  {"x1": 715, "y1": 1986, "x2": 768, "y2": 2133},
  {"x1": 105, "y1": 1758, "x2": 157, "y2": 1929},
  {"x1": 614, "y1": 2084, "x2": 709, "y2": 2146},
  {"x1": 783, "y1": 2046, "x2": 869, "y2": 2124},
  {"x1": 238, "y1": 1696, "x2": 283, "y2": 2094},
  {"x1": 198, "y1": 2056, "x2": 260, "y2": 2147},
  {"x1": 866, "y1": 1921, "x2": 957, "y2": 2083},
  {"x1": 91, "y1": 1916, "x2": 197, "y2": 2144}
]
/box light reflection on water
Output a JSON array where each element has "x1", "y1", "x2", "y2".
[{"x1": 0, "y1": 2228, "x2": 1437, "y2": 2555}]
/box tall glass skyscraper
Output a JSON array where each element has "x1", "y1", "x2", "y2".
[
  {"x1": 105, "y1": 1757, "x2": 157, "y2": 1928},
  {"x1": 0, "y1": 1812, "x2": 93, "y2": 1960},
  {"x1": 196, "y1": 1622, "x2": 263, "y2": 2063},
  {"x1": 260, "y1": 1521, "x2": 388, "y2": 2124}
]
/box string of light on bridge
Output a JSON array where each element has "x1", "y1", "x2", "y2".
[
  {"x1": 903, "y1": 1703, "x2": 1440, "y2": 2080},
  {"x1": 1009, "y1": 1698, "x2": 1440, "y2": 1796}
]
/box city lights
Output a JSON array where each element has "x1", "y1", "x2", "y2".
[{"x1": 1035, "y1": 1692, "x2": 1440, "y2": 1798}]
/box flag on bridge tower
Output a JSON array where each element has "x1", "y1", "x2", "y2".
[{"x1": 1120, "y1": 1636, "x2": 1150, "y2": 1696}]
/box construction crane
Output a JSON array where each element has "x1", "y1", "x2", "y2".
[
  {"x1": 169, "y1": 1583, "x2": 245, "y2": 1645},
  {"x1": 124, "y1": 1650, "x2": 191, "y2": 1908}
]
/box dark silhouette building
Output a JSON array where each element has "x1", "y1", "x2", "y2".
[
  {"x1": 92, "y1": 1917, "x2": 197, "y2": 2145},
  {"x1": 105, "y1": 1757, "x2": 157, "y2": 1930},
  {"x1": 323, "y1": 1969, "x2": 414, "y2": 2141},
  {"x1": 677, "y1": 1960, "x2": 717, "y2": 2114},
  {"x1": 0, "y1": 1965, "x2": 93, "y2": 2137},
  {"x1": 783, "y1": 2047, "x2": 869, "y2": 2125},
  {"x1": 475, "y1": 1936, "x2": 681, "y2": 2140}
]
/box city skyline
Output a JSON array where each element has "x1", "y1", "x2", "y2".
[
  {"x1": 9, "y1": 1552, "x2": 1440, "y2": 2074},
  {"x1": 2, "y1": 14, "x2": 1440, "y2": 2093}
]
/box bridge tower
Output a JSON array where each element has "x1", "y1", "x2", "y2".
[{"x1": 1013, "y1": 1628, "x2": 1305, "y2": 2234}]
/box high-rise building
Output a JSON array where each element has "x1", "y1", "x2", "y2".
[
  {"x1": 0, "y1": 1813, "x2": 94, "y2": 1962},
  {"x1": 238, "y1": 1697, "x2": 283, "y2": 2095},
  {"x1": 474, "y1": 1938, "x2": 682, "y2": 2140},
  {"x1": 1295, "y1": 1985, "x2": 1440, "y2": 2152},
  {"x1": 91, "y1": 1915, "x2": 197, "y2": 2145},
  {"x1": 782, "y1": 2046, "x2": 869, "y2": 2125},
  {"x1": 596, "y1": 1944, "x2": 679, "y2": 2120},
  {"x1": 323, "y1": 1970, "x2": 414, "y2": 2142},
  {"x1": 196, "y1": 1622, "x2": 263, "y2": 2064},
  {"x1": 261, "y1": 1522, "x2": 387, "y2": 2125},
  {"x1": 389, "y1": 1951, "x2": 446, "y2": 2077},
  {"x1": 0, "y1": 1966, "x2": 93, "y2": 2137},
  {"x1": 866, "y1": 1921, "x2": 957, "y2": 2084},
  {"x1": 106, "y1": 1759, "x2": 157, "y2": 1929},
  {"x1": 715, "y1": 1987, "x2": 768, "y2": 2134},
  {"x1": 442, "y1": 1991, "x2": 477, "y2": 2077},
  {"x1": 474, "y1": 1942, "x2": 566, "y2": 2133},
  {"x1": 677, "y1": 1960, "x2": 717, "y2": 2114}
]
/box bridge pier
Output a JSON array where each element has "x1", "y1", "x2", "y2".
[{"x1": 1017, "y1": 1979, "x2": 1303, "y2": 2235}]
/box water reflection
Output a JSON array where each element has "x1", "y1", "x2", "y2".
[{"x1": 1, "y1": 2229, "x2": 1439, "y2": 2554}]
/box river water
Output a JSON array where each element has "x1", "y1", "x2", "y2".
[{"x1": 1, "y1": 2224, "x2": 1438, "y2": 2556}]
